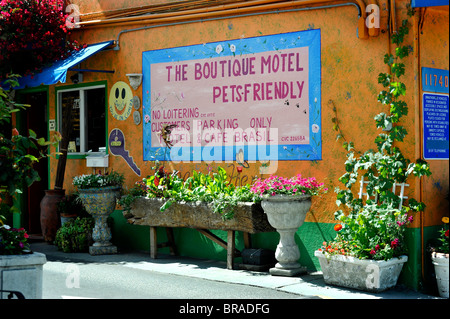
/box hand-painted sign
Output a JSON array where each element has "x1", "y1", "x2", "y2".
[
  {"x1": 422, "y1": 67, "x2": 449, "y2": 94},
  {"x1": 422, "y1": 93, "x2": 449, "y2": 159},
  {"x1": 109, "y1": 128, "x2": 141, "y2": 175},
  {"x1": 109, "y1": 81, "x2": 133, "y2": 121},
  {"x1": 142, "y1": 30, "x2": 321, "y2": 162}
]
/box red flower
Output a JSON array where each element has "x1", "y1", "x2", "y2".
[
  {"x1": 334, "y1": 224, "x2": 342, "y2": 231},
  {"x1": 11, "y1": 128, "x2": 19, "y2": 136},
  {"x1": 445, "y1": 230, "x2": 449, "y2": 237}
]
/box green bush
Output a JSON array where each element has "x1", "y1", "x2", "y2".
[{"x1": 54, "y1": 217, "x2": 94, "y2": 253}]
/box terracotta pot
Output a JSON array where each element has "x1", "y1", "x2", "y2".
[{"x1": 40, "y1": 189, "x2": 65, "y2": 243}]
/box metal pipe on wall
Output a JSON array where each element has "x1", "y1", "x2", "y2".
[
  {"x1": 110, "y1": 2, "x2": 365, "y2": 51},
  {"x1": 77, "y1": 0, "x2": 369, "y2": 39}
]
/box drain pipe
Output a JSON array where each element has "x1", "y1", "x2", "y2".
[
  {"x1": 110, "y1": 2, "x2": 365, "y2": 51},
  {"x1": 413, "y1": 6, "x2": 426, "y2": 284}
]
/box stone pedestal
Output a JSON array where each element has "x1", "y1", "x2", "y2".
[{"x1": 261, "y1": 195, "x2": 311, "y2": 277}]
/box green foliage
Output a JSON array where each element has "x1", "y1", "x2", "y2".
[
  {"x1": 54, "y1": 217, "x2": 94, "y2": 253},
  {"x1": 436, "y1": 217, "x2": 449, "y2": 254},
  {"x1": 120, "y1": 167, "x2": 257, "y2": 220},
  {"x1": 57, "y1": 193, "x2": 88, "y2": 218},
  {"x1": 1, "y1": 76, "x2": 60, "y2": 222},
  {"x1": 332, "y1": 204, "x2": 413, "y2": 260},
  {"x1": 0, "y1": 224, "x2": 31, "y2": 255}
]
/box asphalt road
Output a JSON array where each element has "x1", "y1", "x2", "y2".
[{"x1": 43, "y1": 260, "x2": 307, "y2": 299}]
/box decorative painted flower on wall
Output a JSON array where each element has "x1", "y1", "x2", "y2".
[{"x1": 312, "y1": 124, "x2": 320, "y2": 133}]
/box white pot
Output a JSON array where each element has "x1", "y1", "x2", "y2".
[
  {"x1": 315, "y1": 250, "x2": 408, "y2": 292},
  {"x1": 261, "y1": 194, "x2": 311, "y2": 276},
  {"x1": 432, "y1": 252, "x2": 449, "y2": 298},
  {"x1": 0, "y1": 252, "x2": 46, "y2": 299}
]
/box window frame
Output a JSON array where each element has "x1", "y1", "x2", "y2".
[{"x1": 55, "y1": 81, "x2": 108, "y2": 158}]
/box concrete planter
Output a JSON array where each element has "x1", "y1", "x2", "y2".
[
  {"x1": 0, "y1": 252, "x2": 46, "y2": 299},
  {"x1": 432, "y1": 252, "x2": 449, "y2": 298},
  {"x1": 314, "y1": 250, "x2": 408, "y2": 292},
  {"x1": 261, "y1": 195, "x2": 311, "y2": 276},
  {"x1": 125, "y1": 197, "x2": 274, "y2": 233}
]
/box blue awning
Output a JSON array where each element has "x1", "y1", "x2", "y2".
[{"x1": 15, "y1": 40, "x2": 114, "y2": 90}]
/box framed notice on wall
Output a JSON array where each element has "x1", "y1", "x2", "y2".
[
  {"x1": 142, "y1": 29, "x2": 321, "y2": 162},
  {"x1": 421, "y1": 67, "x2": 449, "y2": 160},
  {"x1": 422, "y1": 93, "x2": 449, "y2": 160}
]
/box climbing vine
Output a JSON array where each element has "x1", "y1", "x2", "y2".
[{"x1": 334, "y1": 8, "x2": 431, "y2": 216}]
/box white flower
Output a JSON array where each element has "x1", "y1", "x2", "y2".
[
  {"x1": 216, "y1": 44, "x2": 223, "y2": 54},
  {"x1": 312, "y1": 124, "x2": 320, "y2": 133},
  {"x1": 230, "y1": 44, "x2": 236, "y2": 52}
]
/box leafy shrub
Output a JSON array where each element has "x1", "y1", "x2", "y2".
[{"x1": 54, "y1": 217, "x2": 94, "y2": 253}]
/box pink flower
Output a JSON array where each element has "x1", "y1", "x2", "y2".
[{"x1": 391, "y1": 238, "x2": 399, "y2": 249}]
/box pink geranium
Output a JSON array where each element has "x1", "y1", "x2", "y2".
[{"x1": 250, "y1": 174, "x2": 327, "y2": 198}]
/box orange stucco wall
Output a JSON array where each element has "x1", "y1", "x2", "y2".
[{"x1": 46, "y1": 0, "x2": 448, "y2": 229}]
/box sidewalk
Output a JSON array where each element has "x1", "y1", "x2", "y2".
[{"x1": 31, "y1": 241, "x2": 439, "y2": 300}]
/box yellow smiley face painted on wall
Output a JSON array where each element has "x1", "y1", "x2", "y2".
[{"x1": 109, "y1": 81, "x2": 133, "y2": 121}]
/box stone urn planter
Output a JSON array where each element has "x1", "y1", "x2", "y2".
[
  {"x1": 77, "y1": 186, "x2": 121, "y2": 255},
  {"x1": 431, "y1": 252, "x2": 449, "y2": 298},
  {"x1": 0, "y1": 252, "x2": 46, "y2": 299},
  {"x1": 314, "y1": 251, "x2": 408, "y2": 292},
  {"x1": 261, "y1": 194, "x2": 311, "y2": 276}
]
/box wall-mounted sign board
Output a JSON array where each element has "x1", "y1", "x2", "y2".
[
  {"x1": 411, "y1": 0, "x2": 449, "y2": 8},
  {"x1": 423, "y1": 93, "x2": 449, "y2": 160},
  {"x1": 422, "y1": 67, "x2": 449, "y2": 94},
  {"x1": 142, "y1": 30, "x2": 322, "y2": 162}
]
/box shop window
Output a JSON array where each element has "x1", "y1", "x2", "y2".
[{"x1": 57, "y1": 85, "x2": 106, "y2": 154}]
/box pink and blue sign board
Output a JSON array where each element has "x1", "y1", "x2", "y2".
[{"x1": 142, "y1": 30, "x2": 321, "y2": 162}]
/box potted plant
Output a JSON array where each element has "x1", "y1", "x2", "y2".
[
  {"x1": 431, "y1": 216, "x2": 449, "y2": 298},
  {"x1": 73, "y1": 171, "x2": 124, "y2": 255},
  {"x1": 250, "y1": 175, "x2": 327, "y2": 276},
  {"x1": 0, "y1": 223, "x2": 46, "y2": 299},
  {"x1": 54, "y1": 217, "x2": 94, "y2": 253},
  {"x1": 316, "y1": 11, "x2": 431, "y2": 292},
  {"x1": 56, "y1": 193, "x2": 87, "y2": 226},
  {"x1": 315, "y1": 204, "x2": 413, "y2": 292}
]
